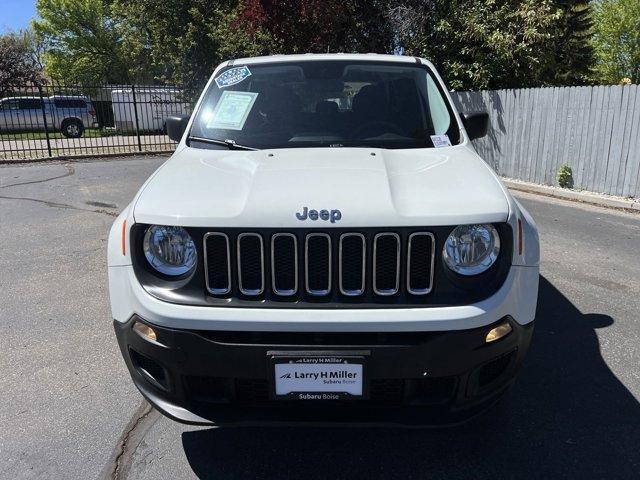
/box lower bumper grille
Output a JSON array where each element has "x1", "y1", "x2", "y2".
[
  {"x1": 477, "y1": 350, "x2": 516, "y2": 387},
  {"x1": 370, "y1": 379, "x2": 405, "y2": 404},
  {"x1": 184, "y1": 376, "x2": 457, "y2": 406},
  {"x1": 235, "y1": 379, "x2": 270, "y2": 404}
]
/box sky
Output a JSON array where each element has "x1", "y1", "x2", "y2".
[{"x1": 0, "y1": 0, "x2": 37, "y2": 34}]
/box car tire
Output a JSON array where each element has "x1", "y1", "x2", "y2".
[{"x1": 61, "y1": 119, "x2": 84, "y2": 138}]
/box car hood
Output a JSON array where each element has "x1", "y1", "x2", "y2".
[{"x1": 133, "y1": 145, "x2": 510, "y2": 227}]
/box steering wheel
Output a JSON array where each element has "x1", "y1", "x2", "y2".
[{"x1": 351, "y1": 120, "x2": 404, "y2": 139}]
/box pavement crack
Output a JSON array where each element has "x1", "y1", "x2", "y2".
[
  {"x1": 86, "y1": 200, "x2": 118, "y2": 209},
  {"x1": 1, "y1": 164, "x2": 75, "y2": 189},
  {"x1": 104, "y1": 400, "x2": 160, "y2": 480},
  {"x1": 0, "y1": 194, "x2": 117, "y2": 216}
]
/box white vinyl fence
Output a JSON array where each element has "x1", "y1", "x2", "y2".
[{"x1": 452, "y1": 85, "x2": 640, "y2": 198}]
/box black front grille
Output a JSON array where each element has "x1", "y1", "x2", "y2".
[
  {"x1": 204, "y1": 233, "x2": 230, "y2": 294},
  {"x1": 272, "y1": 234, "x2": 297, "y2": 295},
  {"x1": 374, "y1": 233, "x2": 400, "y2": 294},
  {"x1": 340, "y1": 234, "x2": 365, "y2": 295},
  {"x1": 306, "y1": 234, "x2": 331, "y2": 295},
  {"x1": 237, "y1": 234, "x2": 264, "y2": 295},
  {"x1": 203, "y1": 229, "x2": 435, "y2": 304},
  {"x1": 407, "y1": 233, "x2": 435, "y2": 294}
]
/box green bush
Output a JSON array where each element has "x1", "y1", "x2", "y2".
[{"x1": 557, "y1": 164, "x2": 574, "y2": 188}]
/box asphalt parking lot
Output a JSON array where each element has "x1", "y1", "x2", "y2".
[{"x1": 1, "y1": 156, "x2": 639, "y2": 479}]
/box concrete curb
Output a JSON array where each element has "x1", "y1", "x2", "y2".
[{"x1": 502, "y1": 178, "x2": 640, "y2": 213}]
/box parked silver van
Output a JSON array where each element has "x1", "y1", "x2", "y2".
[{"x1": 0, "y1": 95, "x2": 99, "y2": 138}]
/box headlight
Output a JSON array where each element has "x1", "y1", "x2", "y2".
[
  {"x1": 143, "y1": 225, "x2": 197, "y2": 276},
  {"x1": 443, "y1": 224, "x2": 500, "y2": 276}
]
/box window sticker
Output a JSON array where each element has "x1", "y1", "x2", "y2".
[
  {"x1": 214, "y1": 66, "x2": 252, "y2": 88},
  {"x1": 206, "y1": 91, "x2": 259, "y2": 130},
  {"x1": 430, "y1": 134, "x2": 452, "y2": 148}
]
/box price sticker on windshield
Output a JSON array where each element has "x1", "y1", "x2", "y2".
[{"x1": 207, "y1": 91, "x2": 259, "y2": 130}]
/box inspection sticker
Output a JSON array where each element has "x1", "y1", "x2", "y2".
[
  {"x1": 215, "y1": 66, "x2": 252, "y2": 88},
  {"x1": 430, "y1": 134, "x2": 452, "y2": 148},
  {"x1": 207, "y1": 90, "x2": 259, "y2": 130}
]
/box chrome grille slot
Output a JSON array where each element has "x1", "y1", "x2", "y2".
[
  {"x1": 271, "y1": 233, "x2": 298, "y2": 296},
  {"x1": 339, "y1": 233, "x2": 365, "y2": 296},
  {"x1": 373, "y1": 233, "x2": 400, "y2": 296},
  {"x1": 237, "y1": 233, "x2": 264, "y2": 295},
  {"x1": 305, "y1": 233, "x2": 331, "y2": 296},
  {"x1": 203, "y1": 232, "x2": 231, "y2": 294},
  {"x1": 407, "y1": 232, "x2": 435, "y2": 295}
]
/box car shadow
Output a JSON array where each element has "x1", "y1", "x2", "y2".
[{"x1": 181, "y1": 276, "x2": 639, "y2": 479}]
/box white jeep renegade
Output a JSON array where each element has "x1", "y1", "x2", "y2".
[{"x1": 108, "y1": 54, "x2": 539, "y2": 425}]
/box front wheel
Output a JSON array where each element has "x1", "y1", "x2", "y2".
[{"x1": 61, "y1": 119, "x2": 84, "y2": 138}]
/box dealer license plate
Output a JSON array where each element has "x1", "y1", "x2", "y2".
[{"x1": 273, "y1": 356, "x2": 364, "y2": 400}]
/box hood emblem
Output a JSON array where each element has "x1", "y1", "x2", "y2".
[{"x1": 296, "y1": 207, "x2": 342, "y2": 223}]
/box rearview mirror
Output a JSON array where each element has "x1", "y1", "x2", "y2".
[
  {"x1": 166, "y1": 115, "x2": 190, "y2": 142},
  {"x1": 460, "y1": 112, "x2": 489, "y2": 140}
]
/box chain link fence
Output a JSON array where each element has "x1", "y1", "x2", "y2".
[{"x1": 0, "y1": 84, "x2": 192, "y2": 161}]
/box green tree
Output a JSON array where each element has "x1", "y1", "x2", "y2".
[
  {"x1": 591, "y1": 0, "x2": 640, "y2": 84},
  {"x1": 112, "y1": 0, "x2": 253, "y2": 95},
  {"x1": 545, "y1": 1, "x2": 594, "y2": 85},
  {"x1": 32, "y1": 0, "x2": 131, "y2": 84},
  {"x1": 390, "y1": 0, "x2": 595, "y2": 90}
]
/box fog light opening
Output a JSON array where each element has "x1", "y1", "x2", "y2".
[
  {"x1": 133, "y1": 321, "x2": 157, "y2": 342},
  {"x1": 485, "y1": 322, "x2": 512, "y2": 343}
]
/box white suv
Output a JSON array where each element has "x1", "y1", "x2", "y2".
[{"x1": 108, "y1": 54, "x2": 539, "y2": 425}]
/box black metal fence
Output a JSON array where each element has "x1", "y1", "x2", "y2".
[{"x1": 0, "y1": 84, "x2": 192, "y2": 161}]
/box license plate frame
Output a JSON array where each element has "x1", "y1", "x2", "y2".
[{"x1": 268, "y1": 351, "x2": 369, "y2": 401}]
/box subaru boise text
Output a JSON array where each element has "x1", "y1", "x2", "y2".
[{"x1": 108, "y1": 54, "x2": 539, "y2": 425}]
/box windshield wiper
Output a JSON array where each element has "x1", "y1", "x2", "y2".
[{"x1": 187, "y1": 136, "x2": 257, "y2": 151}]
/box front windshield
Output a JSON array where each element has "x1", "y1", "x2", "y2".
[{"x1": 189, "y1": 60, "x2": 460, "y2": 150}]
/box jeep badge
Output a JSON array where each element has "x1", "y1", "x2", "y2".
[{"x1": 296, "y1": 207, "x2": 342, "y2": 223}]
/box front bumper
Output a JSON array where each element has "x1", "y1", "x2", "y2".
[{"x1": 115, "y1": 315, "x2": 533, "y2": 425}]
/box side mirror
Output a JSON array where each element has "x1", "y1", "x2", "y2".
[
  {"x1": 460, "y1": 111, "x2": 489, "y2": 140},
  {"x1": 166, "y1": 115, "x2": 190, "y2": 142}
]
